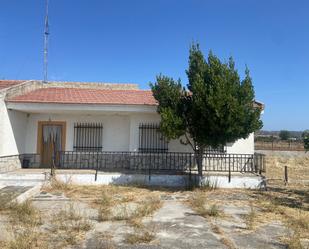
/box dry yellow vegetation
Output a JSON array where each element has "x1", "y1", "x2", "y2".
[{"x1": 263, "y1": 152, "x2": 309, "y2": 184}]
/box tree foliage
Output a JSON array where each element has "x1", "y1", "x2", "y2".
[
  {"x1": 302, "y1": 130, "x2": 309, "y2": 152},
  {"x1": 279, "y1": 130, "x2": 290, "y2": 141},
  {"x1": 151, "y1": 44, "x2": 263, "y2": 174}
]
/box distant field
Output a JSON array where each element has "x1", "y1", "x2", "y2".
[
  {"x1": 255, "y1": 141, "x2": 304, "y2": 151},
  {"x1": 257, "y1": 150, "x2": 309, "y2": 184}
]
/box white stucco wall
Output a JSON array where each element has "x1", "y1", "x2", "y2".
[
  {"x1": 24, "y1": 113, "x2": 131, "y2": 153},
  {"x1": 0, "y1": 97, "x2": 27, "y2": 156},
  {"x1": 128, "y1": 113, "x2": 193, "y2": 153},
  {"x1": 225, "y1": 133, "x2": 254, "y2": 154},
  {"x1": 20, "y1": 112, "x2": 253, "y2": 155},
  {"x1": 22, "y1": 112, "x2": 195, "y2": 153}
]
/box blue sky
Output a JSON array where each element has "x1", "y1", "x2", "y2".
[{"x1": 0, "y1": 0, "x2": 308, "y2": 131}]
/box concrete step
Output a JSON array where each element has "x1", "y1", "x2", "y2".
[
  {"x1": 0, "y1": 179, "x2": 46, "y2": 186},
  {"x1": 0, "y1": 173, "x2": 47, "y2": 181}
]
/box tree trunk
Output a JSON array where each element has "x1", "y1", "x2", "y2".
[{"x1": 195, "y1": 146, "x2": 205, "y2": 177}]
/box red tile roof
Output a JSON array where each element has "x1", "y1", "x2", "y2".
[
  {"x1": 7, "y1": 87, "x2": 158, "y2": 106},
  {"x1": 0, "y1": 80, "x2": 26, "y2": 90}
]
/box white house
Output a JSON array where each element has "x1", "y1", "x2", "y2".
[{"x1": 0, "y1": 80, "x2": 263, "y2": 173}]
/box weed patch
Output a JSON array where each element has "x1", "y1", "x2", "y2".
[
  {"x1": 243, "y1": 203, "x2": 256, "y2": 230},
  {"x1": 50, "y1": 203, "x2": 93, "y2": 246},
  {"x1": 125, "y1": 228, "x2": 156, "y2": 245},
  {"x1": 189, "y1": 192, "x2": 222, "y2": 218},
  {"x1": 8, "y1": 201, "x2": 41, "y2": 227}
]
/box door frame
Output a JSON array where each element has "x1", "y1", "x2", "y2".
[{"x1": 37, "y1": 121, "x2": 67, "y2": 157}]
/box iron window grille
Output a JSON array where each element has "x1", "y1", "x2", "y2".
[
  {"x1": 206, "y1": 145, "x2": 226, "y2": 153},
  {"x1": 73, "y1": 123, "x2": 103, "y2": 152},
  {"x1": 139, "y1": 123, "x2": 168, "y2": 153}
]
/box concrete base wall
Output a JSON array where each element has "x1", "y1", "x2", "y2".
[
  {"x1": 55, "y1": 173, "x2": 264, "y2": 189},
  {"x1": 200, "y1": 174, "x2": 265, "y2": 189}
]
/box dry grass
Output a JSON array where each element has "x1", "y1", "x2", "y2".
[
  {"x1": 44, "y1": 180, "x2": 164, "y2": 205},
  {"x1": 127, "y1": 196, "x2": 162, "y2": 228},
  {"x1": 200, "y1": 176, "x2": 218, "y2": 191},
  {"x1": 44, "y1": 176, "x2": 73, "y2": 193},
  {"x1": 3, "y1": 229, "x2": 47, "y2": 249},
  {"x1": 125, "y1": 227, "x2": 156, "y2": 245},
  {"x1": 135, "y1": 196, "x2": 162, "y2": 217},
  {"x1": 189, "y1": 191, "x2": 222, "y2": 218},
  {"x1": 248, "y1": 187, "x2": 309, "y2": 245},
  {"x1": 91, "y1": 233, "x2": 116, "y2": 249},
  {"x1": 0, "y1": 195, "x2": 12, "y2": 211},
  {"x1": 210, "y1": 222, "x2": 236, "y2": 249},
  {"x1": 8, "y1": 201, "x2": 42, "y2": 227},
  {"x1": 97, "y1": 192, "x2": 161, "y2": 223},
  {"x1": 49, "y1": 203, "x2": 93, "y2": 246},
  {"x1": 92, "y1": 186, "x2": 162, "y2": 223},
  {"x1": 282, "y1": 210, "x2": 309, "y2": 249},
  {"x1": 188, "y1": 186, "x2": 308, "y2": 248},
  {"x1": 243, "y1": 202, "x2": 256, "y2": 230},
  {"x1": 42, "y1": 182, "x2": 165, "y2": 246},
  {"x1": 264, "y1": 154, "x2": 309, "y2": 183},
  {"x1": 220, "y1": 237, "x2": 236, "y2": 249},
  {"x1": 210, "y1": 223, "x2": 223, "y2": 234},
  {"x1": 96, "y1": 189, "x2": 113, "y2": 221},
  {"x1": 0, "y1": 200, "x2": 46, "y2": 249}
]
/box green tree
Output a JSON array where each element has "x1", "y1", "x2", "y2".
[
  {"x1": 279, "y1": 130, "x2": 290, "y2": 141},
  {"x1": 151, "y1": 44, "x2": 263, "y2": 176},
  {"x1": 302, "y1": 130, "x2": 309, "y2": 152}
]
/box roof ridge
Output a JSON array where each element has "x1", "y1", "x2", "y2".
[{"x1": 35, "y1": 87, "x2": 152, "y2": 92}]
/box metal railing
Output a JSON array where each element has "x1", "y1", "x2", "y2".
[
  {"x1": 0, "y1": 152, "x2": 266, "y2": 180},
  {"x1": 19, "y1": 154, "x2": 41, "y2": 168},
  {"x1": 55, "y1": 151, "x2": 265, "y2": 175},
  {"x1": 255, "y1": 140, "x2": 305, "y2": 151}
]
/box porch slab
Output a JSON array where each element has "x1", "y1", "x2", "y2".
[{"x1": 4, "y1": 169, "x2": 264, "y2": 189}]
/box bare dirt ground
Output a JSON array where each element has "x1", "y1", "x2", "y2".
[{"x1": 0, "y1": 178, "x2": 308, "y2": 249}]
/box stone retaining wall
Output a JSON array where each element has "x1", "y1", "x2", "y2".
[
  {"x1": 0, "y1": 155, "x2": 22, "y2": 173},
  {"x1": 0, "y1": 154, "x2": 40, "y2": 173}
]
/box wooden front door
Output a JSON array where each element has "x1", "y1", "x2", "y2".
[{"x1": 37, "y1": 121, "x2": 66, "y2": 168}]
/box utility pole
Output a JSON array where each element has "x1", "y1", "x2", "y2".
[{"x1": 43, "y1": 0, "x2": 49, "y2": 83}]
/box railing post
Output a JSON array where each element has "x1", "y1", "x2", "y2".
[
  {"x1": 51, "y1": 152, "x2": 56, "y2": 177},
  {"x1": 95, "y1": 151, "x2": 98, "y2": 181},
  {"x1": 148, "y1": 153, "x2": 151, "y2": 181},
  {"x1": 284, "y1": 166, "x2": 288, "y2": 185},
  {"x1": 258, "y1": 154, "x2": 262, "y2": 175},
  {"x1": 228, "y1": 154, "x2": 231, "y2": 183},
  {"x1": 189, "y1": 154, "x2": 192, "y2": 188}
]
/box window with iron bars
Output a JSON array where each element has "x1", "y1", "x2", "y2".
[
  {"x1": 139, "y1": 123, "x2": 168, "y2": 153},
  {"x1": 73, "y1": 123, "x2": 103, "y2": 152},
  {"x1": 205, "y1": 145, "x2": 226, "y2": 153}
]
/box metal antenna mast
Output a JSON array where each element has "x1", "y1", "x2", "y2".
[{"x1": 43, "y1": 0, "x2": 49, "y2": 83}]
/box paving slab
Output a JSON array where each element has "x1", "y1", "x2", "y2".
[
  {"x1": 230, "y1": 221, "x2": 288, "y2": 249},
  {"x1": 142, "y1": 200, "x2": 227, "y2": 249},
  {"x1": 216, "y1": 204, "x2": 289, "y2": 249},
  {"x1": 0, "y1": 185, "x2": 32, "y2": 202}
]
